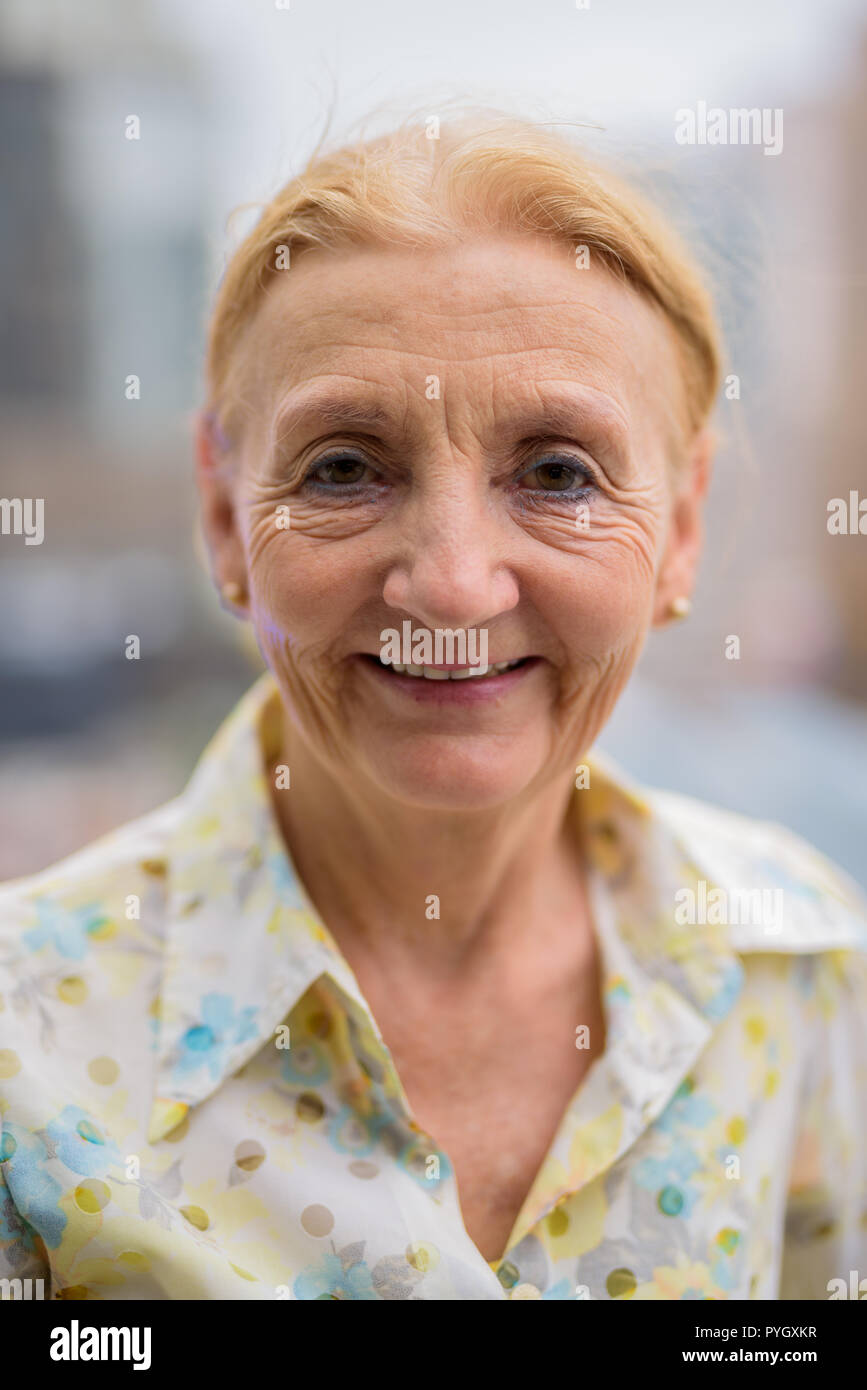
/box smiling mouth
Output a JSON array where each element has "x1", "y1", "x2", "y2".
[
  {"x1": 358, "y1": 653, "x2": 538, "y2": 682},
  {"x1": 370, "y1": 655, "x2": 529, "y2": 681}
]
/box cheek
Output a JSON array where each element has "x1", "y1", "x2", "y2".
[
  {"x1": 545, "y1": 509, "x2": 666, "y2": 661},
  {"x1": 242, "y1": 531, "x2": 361, "y2": 757},
  {"x1": 242, "y1": 519, "x2": 360, "y2": 675}
]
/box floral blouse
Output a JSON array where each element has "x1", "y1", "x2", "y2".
[{"x1": 1, "y1": 673, "x2": 865, "y2": 1301}]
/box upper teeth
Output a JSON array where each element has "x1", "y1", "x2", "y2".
[{"x1": 380, "y1": 659, "x2": 522, "y2": 680}]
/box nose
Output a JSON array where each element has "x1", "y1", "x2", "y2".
[{"x1": 382, "y1": 473, "x2": 519, "y2": 631}]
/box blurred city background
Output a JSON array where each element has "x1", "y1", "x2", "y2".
[{"x1": 1, "y1": 0, "x2": 865, "y2": 884}]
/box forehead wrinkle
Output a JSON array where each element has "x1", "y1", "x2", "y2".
[
  {"x1": 279, "y1": 305, "x2": 629, "y2": 366},
  {"x1": 250, "y1": 262, "x2": 656, "y2": 422},
  {"x1": 256, "y1": 256, "x2": 643, "y2": 356},
  {"x1": 363, "y1": 294, "x2": 634, "y2": 330},
  {"x1": 248, "y1": 262, "x2": 682, "y2": 464}
]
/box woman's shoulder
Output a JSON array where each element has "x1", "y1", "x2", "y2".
[
  {"x1": 0, "y1": 680, "x2": 272, "y2": 963},
  {"x1": 0, "y1": 795, "x2": 184, "y2": 974},
  {"x1": 0, "y1": 798, "x2": 190, "y2": 1176},
  {"x1": 644, "y1": 782, "x2": 867, "y2": 954}
]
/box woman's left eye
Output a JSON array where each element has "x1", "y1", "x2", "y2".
[{"x1": 518, "y1": 456, "x2": 594, "y2": 495}]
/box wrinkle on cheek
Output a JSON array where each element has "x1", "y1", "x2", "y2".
[
  {"x1": 529, "y1": 508, "x2": 661, "y2": 610},
  {"x1": 523, "y1": 507, "x2": 659, "y2": 581},
  {"x1": 247, "y1": 489, "x2": 384, "y2": 545},
  {"x1": 554, "y1": 643, "x2": 637, "y2": 763},
  {"x1": 591, "y1": 512, "x2": 660, "y2": 582},
  {"x1": 246, "y1": 516, "x2": 285, "y2": 570},
  {"x1": 256, "y1": 621, "x2": 349, "y2": 769},
  {"x1": 579, "y1": 644, "x2": 637, "y2": 743},
  {"x1": 244, "y1": 513, "x2": 373, "y2": 589},
  {"x1": 593, "y1": 476, "x2": 666, "y2": 581},
  {"x1": 239, "y1": 518, "x2": 354, "y2": 768},
  {"x1": 280, "y1": 502, "x2": 384, "y2": 543}
]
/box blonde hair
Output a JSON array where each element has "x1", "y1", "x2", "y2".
[{"x1": 203, "y1": 112, "x2": 723, "y2": 452}]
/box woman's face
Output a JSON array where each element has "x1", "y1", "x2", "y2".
[{"x1": 198, "y1": 232, "x2": 710, "y2": 810}]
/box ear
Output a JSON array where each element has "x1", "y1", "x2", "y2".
[
  {"x1": 651, "y1": 427, "x2": 714, "y2": 628},
  {"x1": 194, "y1": 410, "x2": 249, "y2": 615}
]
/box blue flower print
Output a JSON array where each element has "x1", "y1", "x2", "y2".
[
  {"x1": 634, "y1": 1139, "x2": 702, "y2": 1219},
  {"x1": 44, "y1": 1105, "x2": 121, "y2": 1177},
  {"x1": 704, "y1": 960, "x2": 744, "y2": 1023},
  {"x1": 0, "y1": 1181, "x2": 40, "y2": 1252},
  {"x1": 328, "y1": 1103, "x2": 386, "y2": 1158},
  {"x1": 656, "y1": 1078, "x2": 716, "y2": 1136},
  {"x1": 543, "y1": 1278, "x2": 575, "y2": 1300},
  {"x1": 293, "y1": 1250, "x2": 379, "y2": 1300},
  {"x1": 280, "y1": 1039, "x2": 331, "y2": 1088},
  {"x1": 710, "y1": 1250, "x2": 740, "y2": 1292},
  {"x1": 23, "y1": 897, "x2": 109, "y2": 960},
  {"x1": 753, "y1": 855, "x2": 823, "y2": 903},
  {"x1": 1, "y1": 1123, "x2": 67, "y2": 1248},
  {"x1": 395, "y1": 1135, "x2": 453, "y2": 1193},
  {"x1": 639, "y1": 1079, "x2": 716, "y2": 1218},
  {"x1": 173, "y1": 992, "x2": 259, "y2": 1083},
  {"x1": 267, "y1": 851, "x2": 302, "y2": 906}
]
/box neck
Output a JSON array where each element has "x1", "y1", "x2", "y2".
[{"x1": 266, "y1": 708, "x2": 593, "y2": 984}]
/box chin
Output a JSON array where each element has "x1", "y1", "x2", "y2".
[{"x1": 360, "y1": 733, "x2": 548, "y2": 811}]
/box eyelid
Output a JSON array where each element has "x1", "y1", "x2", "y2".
[
  {"x1": 517, "y1": 449, "x2": 599, "y2": 488},
  {"x1": 303, "y1": 446, "x2": 377, "y2": 484}
]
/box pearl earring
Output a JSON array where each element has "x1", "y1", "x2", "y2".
[
  {"x1": 668, "y1": 596, "x2": 691, "y2": 620},
  {"x1": 221, "y1": 581, "x2": 244, "y2": 604}
]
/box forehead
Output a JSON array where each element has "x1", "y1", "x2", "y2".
[{"x1": 235, "y1": 232, "x2": 686, "y2": 450}]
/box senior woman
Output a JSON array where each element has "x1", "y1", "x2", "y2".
[{"x1": 1, "y1": 115, "x2": 866, "y2": 1304}]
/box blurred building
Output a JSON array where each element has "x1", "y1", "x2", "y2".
[
  {"x1": 0, "y1": 0, "x2": 242, "y2": 734},
  {"x1": 823, "y1": 30, "x2": 867, "y2": 700}
]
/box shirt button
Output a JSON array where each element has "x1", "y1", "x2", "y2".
[{"x1": 510, "y1": 1283, "x2": 542, "y2": 1300}]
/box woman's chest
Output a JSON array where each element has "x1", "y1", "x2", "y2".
[
  {"x1": 9, "y1": 1071, "x2": 791, "y2": 1300},
  {"x1": 387, "y1": 1031, "x2": 602, "y2": 1263},
  {"x1": 3, "y1": 986, "x2": 803, "y2": 1300}
]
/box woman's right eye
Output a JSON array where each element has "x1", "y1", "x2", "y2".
[{"x1": 303, "y1": 453, "x2": 372, "y2": 488}]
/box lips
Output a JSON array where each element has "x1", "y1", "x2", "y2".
[{"x1": 355, "y1": 652, "x2": 540, "y2": 699}]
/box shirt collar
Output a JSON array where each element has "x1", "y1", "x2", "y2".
[
  {"x1": 495, "y1": 756, "x2": 746, "y2": 1252},
  {"x1": 148, "y1": 673, "x2": 371, "y2": 1141},
  {"x1": 502, "y1": 752, "x2": 866, "y2": 1249}
]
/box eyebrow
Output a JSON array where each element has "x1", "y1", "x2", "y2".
[
  {"x1": 506, "y1": 388, "x2": 631, "y2": 467},
  {"x1": 270, "y1": 391, "x2": 394, "y2": 449}
]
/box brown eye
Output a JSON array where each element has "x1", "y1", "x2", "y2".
[
  {"x1": 534, "y1": 462, "x2": 576, "y2": 491},
  {"x1": 308, "y1": 454, "x2": 370, "y2": 487},
  {"x1": 522, "y1": 457, "x2": 592, "y2": 494}
]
